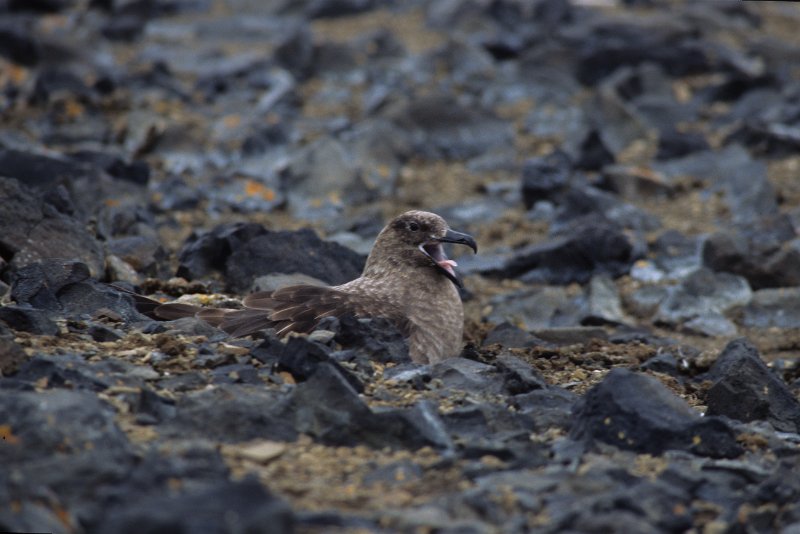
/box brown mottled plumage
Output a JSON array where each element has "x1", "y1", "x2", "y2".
[{"x1": 147, "y1": 211, "x2": 477, "y2": 364}]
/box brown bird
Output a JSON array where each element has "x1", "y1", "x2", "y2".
[{"x1": 141, "y1": 211, "x2": 477, "y2": 364}]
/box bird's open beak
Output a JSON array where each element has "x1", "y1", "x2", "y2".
[
  {"x1": 439, "y1": 229, "x2": 478, "y2": 253},
  {"x1": 420, "y1": 228, "x2": 477, "y2": 288}
]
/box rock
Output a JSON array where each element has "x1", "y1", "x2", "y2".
[
  {"x1": 106, "y1": 235, "x2": 168, "y2": 278},
  {"x1": 133, "y1": 388, "x2": 176, "y2": 425},
  {"x1": 576, "y1": 20, "x2": 710, "y2": 86},
  {"x1": 682, "y1": 313, "x2": 737, "y2": 337},
  {"x1": 11, "y1": 354, "x2": 157, "y2": 391},
  {"x1": 0, "y1": 178, "x2": 105, "y2": 278},
  {"x1": 650, "y1": 230, "x2": 703, "y2": 279},
  {"x1": 0, "y1": 306, "x2": 58, "y2": 335},
  {"x1": 0, "y1": 17, "x2": 42, "y2": 66},
  {"x1": 656, "y1": 128, "x2": 709, "y2": 160},
  {"x1": 585, "y1": 274, "x2": 626, "y2": 325},
  {"x1": 704, "y1": 226, "x2": 800, "y2": 289},
  {"x1": 10, "y1": 260, "x2": 148, "y2": 324},
  {"x1": 600, "y1": 164, "x2": 677, "y2": 200},
  {"x1": 639, "y1": 350, "x2": 684, "y2": 376},
  {"x1": 482, "y1": 322, "x2": 545, "y2": 349},
  {"x1": 389, "y1": 92, "x2": 514, "y2": 161},
  {"x1": 97, "y1": 477, "x2": 294, "y2": 534},
  {"x1": 586, "y1": 82, "x2": 655, "y2": 159},
  {"x1": 532, "y1": 326, "x2": 608, "y2": 345},
  {"x1": 440, "y1": 403, "x2": 541, "y2": 463},
  {"x1": 68, "y1": 150, "x2": 150, "y2": 185},
  {"x1": 304, "y1": 0, "x2": 376, "y2": 18},
  {"x1": 705, "y1": 339, "x2": 800, "y2": 433},
  {"x1": 486, "y1": 286, "x2": 585, "y2": 331},
  {"x1": 655, "y1": 145, "x2": 777, "y2": 227},
  {"x1": 570, "y1": 368, "x2": 742, "y2": 458},
  {"x1": 327, "y1": 315, "x2": 410, "y2": 364},
  {"x1": 430, "y1": 358, "x2": 507, "y2": 395},
  {"x1": 165, "y1": 385, "x2": 297, "y2": 443},
  {"x1": 176, "y1": 222, "x2": 269, "y2": 281},
  {"x1": 480, "y1": 220, "x2": 637, "y2": 284},
  {"x1": 0, "y1": 334, "x2": 26, "y2": 375},
  {"x1": 551, "y1": 186, "x2": 660, "y2": 234},
  {"x1": 279, "y1": 120, "x2": 406, "y2": 220},
  {"x1": 520, "y1": 150, "x2": 572, "y2": 209},
  {"x1": 493, "y1": 353, "x2": 548, "y2": 394},
  {"x1": 0, "y1": 388, "x2": 131, "y2": 461},
  {"x1": 285, "y1": 362, "x2": 448, "y2": 450},
  {"x1": 225, "y1": 228, "x2": 365, "y2": 293},
  {"x1": 513, "y1": 386, "x2": 578, "y2": 430},
  {"x1": 655, "y1": 267, "x2": 751, "y2": 325},
  {"x1": 741, "y1": 287, "x2": 800, "y2": 328},
  {"x1": 273, "y1": 22, "x2": 314, "y2": 79},
  {"x1": 277, "y1": 336, "x2": 363, "y2": 393}
]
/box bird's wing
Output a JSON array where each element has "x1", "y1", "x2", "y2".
[
  {"x1": 114, "y1": 283, "x2": 410, "y2": 339},
  {"x1": 224, "y1": 284, "x2": 411, "y2": 338}
]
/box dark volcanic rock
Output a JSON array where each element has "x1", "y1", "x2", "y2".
[
  {"x1": 0, "y1": 305, "x2": 58, "y2": 335},
  {"x1": 327, "y1": 315, "x2": 410, "y2": 364},
  {"x1": 654, "y1": 267, "x2": 751, "y2": 325},
  {"x1": 742, "y1": 288, "x2": 800, "y2": 328},
  {"x1": 482, "y1": 322, "x2": 545, "y2": 349},
  {"x1": 68, "y1": 150, "x2": 150, "y2": 185},
  {"x1": 570, "y1": 368, "x2": 742, "y2": 458},
  {"x1": 277, "y1": 335, "x2": 364, "y2": 393},
  {"x1": 286, "y1": 362, "x2": 449, "y2": 450},
  {"x1": 705, "y1": 338, "x2": 800, "y2": 433},
  {"x1": 106, "y1": 235, "x2": 168, "y2": 278},
  {"x1": 521, "y1": 150, "x2": 572, "y2": 209},
  {"x1": 10, "y1": 354, "x2": 158, "y2": 392},
  {"x1": 0, "y1": 178, "x2": 105, "y2": 278},
  {"x1": 493, "y1": 353, "x2": 548, "y2": 394},
  {"x1": 0, "y1": 332, "x2": 26, "y2": 375},
  {"x1": 10, "y1": 260, "x2": 148, "y2": 323},
  {"x1": 390, "y1": 93, "x2": 514, "y2": 161},
  {"x1": 655, "y1": 145, "x2": 777, "y2": 227},
  {"x1": 481, "y1": 220, "x2": 637, "y2": 284},
  {"x1": 514, "y1": 386, "x2": 578, "y2": 430},
  {"x1": 0, "y1": 388, "x2": 131, "y2": 462},
  {"x1": 0, "y1": 17, "x2": 42, "y2": 66},
  {"x1": 703, "y1": 217, "x2": 800, "y2": 289},
  {"x1": 441, "y1": 403, "x2": 543, "y2": 464},
  {"x1": 176, "y1": 222, "x2": 269, "y2": 281},
  {"x1": 576, "y1": 21, "x2": 710, "y2": 86},
  {"x1": 165, "y1": 385, "x2": 297, "y2": 443},
  {"x1": 97, "y1": 477, "x2": 294, "y2": 534},
  {"x1": 225, "y1": 228, "x2": 365, "y2": 292}
]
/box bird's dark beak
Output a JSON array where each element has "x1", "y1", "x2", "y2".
[{"x1": 440, "y1": 229, "x2": 477, "y2": 253}]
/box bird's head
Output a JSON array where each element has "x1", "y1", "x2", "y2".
[{"x1": 365, "y1": 210, "x2": 478, "y2": 287}]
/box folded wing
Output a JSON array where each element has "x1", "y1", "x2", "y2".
[{"x1": 136, "y1": 284, "x2": 411, "y2": 339}]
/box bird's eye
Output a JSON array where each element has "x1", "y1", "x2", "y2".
[{"x1": 408, "y1": 222, "x2": 420, "y2": 232}]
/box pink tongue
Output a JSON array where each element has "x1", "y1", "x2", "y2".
[{"x1": 438, "y1": 259, "x2": 457, "y2": 275}]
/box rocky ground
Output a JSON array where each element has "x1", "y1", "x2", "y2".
[{"x1": 3, "y1": 0, "x2": 800, "y2": 532}]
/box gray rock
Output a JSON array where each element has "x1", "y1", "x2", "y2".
[
  {"x1": 570, "y1": 368, "x2": 742, "y2": 458},
  {"x1": 482, "y1": 322, "x2": 545, "y2": 349},
  {"x1": 655, "y1": 268, "x2": 751, "y2": 324},
  {"x1": 742, "y1": 287, "x2": 800, "y2": 328},
  {"x1": 165, "y1": 385, "x2": 297, "y2": 443},
  {"x1": 0, "y1": 178, "x2": 105, "y2": 278},
  {"x1": 389, "y1": 92, "x2": 514, "y2": 161},
  {"x1": 486, "y1": 286, "x2": 585, "y2": 331},
  {"x1": 706, "y1": 338, "x2": 800, "y2": 433},
  {"x1": 96, "y1": 477, "x2": 294, "y2": 534},
  {"x1": 586, "y1": 274, "x2": 627, "y2": 324},
  {"x1": 682, "y1": 313, "x2": 737, "y2": 337}
]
